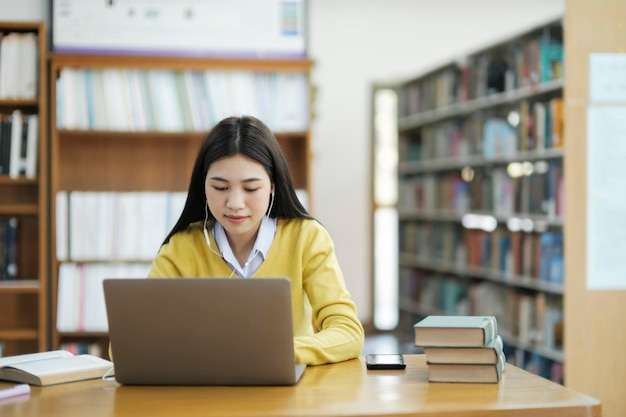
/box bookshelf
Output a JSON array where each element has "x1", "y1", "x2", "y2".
[
  {"x1": 0, "y1": 21, "x2": 48, "y2": 357},
  {"x1": 394, "y1": 19, "x2": 565, "y2": 381},
  {"x1": 48, "y1": 53, "x2": 313, "y2": 356}
]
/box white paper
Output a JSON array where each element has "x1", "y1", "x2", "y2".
[
  {"x1": 52, "y1": 0, "x2": 306, "y2": 58},
  {"x1": 589, "y1": 53, "x2": 626, "y2": 104},
  {"x1": 586, "y1": 106, "x2": 626, "y2": 290}
]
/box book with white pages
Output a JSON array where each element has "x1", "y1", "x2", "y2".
[
  {"x1": 425, "y1": 335, "x2": 504, "y2": 364},
  {"x1": 0, "y1": 350, "x2": 113, "y2": 386}
]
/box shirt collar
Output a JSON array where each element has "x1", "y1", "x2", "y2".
[{"x1": 213, "y1": 216, "x2": 277, "y2": 264}]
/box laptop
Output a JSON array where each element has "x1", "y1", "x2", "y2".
[{"x1": 103, "y1": 277, "x2": 306, "y2": 386}]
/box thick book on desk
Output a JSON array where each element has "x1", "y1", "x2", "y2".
[
  {"x1": 414, "y1": 315, "x2": 497, "y2": 347},
  {"x1": 428, "y1": 351, "x2": 505, "y2": 383},
  {"x1": 425, "y1": 335, "x2": 504, "y2": 364},
  {"x1": 0, "y1": 350, "x2": 113, "y2": 386}
]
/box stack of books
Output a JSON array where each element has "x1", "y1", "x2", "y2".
[{"x1": 414, "y1": 315, "x2": 505, "y2": 383}]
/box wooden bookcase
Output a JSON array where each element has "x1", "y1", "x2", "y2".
[
  {"x1": 563, "y1": 0, "x2": 626, "y2": 416},
  {"x1": 393, "y1": 19, "x2": 565, "y2": 381},
  {"x1": 0, "y1": 21, "x2": 49, "y2": 356},
  {"x1": 48, "y1": 53, "x2": 313, "y2": 356}
]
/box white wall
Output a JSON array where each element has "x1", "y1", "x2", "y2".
[
  {"x1": 0, "y1": 0, "x2": 47, "y2": 20},
  {"x1": 3, "y1": 0, "x2": 566, "y2": 328},
  {"x1": 308, "y1": 0, "x2": 565, "y2": 327}
]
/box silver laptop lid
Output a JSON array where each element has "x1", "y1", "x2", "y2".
[{"x1": 103, "y1": 278, "x2": 305, "y2": 385}]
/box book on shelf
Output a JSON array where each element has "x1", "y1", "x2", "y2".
[
  {"x1": 8, "y1": 109, "x2": 23, "y2": 179},
  {"x1": 0, "y1": 32, "x2": 38, "y2": 100},
  {"x1": 482, "y1": 118, "x2": 517, "y2": 159},
  {"x1": 56, "y1": 263, "x2": 151, "y2": 332},
  {"x1": 414, "y1": 315, "x2": 498, "y2": 347},
  {"x1": 424, "y1": 334, "x2": 504, "y2": 364},
  {"x1": 0, "y1": 350, "x2": 113, "y2": 386},
  {"x1": 428, "y1": 350, "x2": 506, "y2": 383},
  {"x1": 24, "y1": 114, "x2": 39, "y2": 178},
  {"x1": 55, "y1": 190, "x2": 186, "y2": 262},
  {"x1": 0, "y1": 216, "x2": 18, "y2": 281},
  {"x1": 0, "y1": 112, "x2": 39, "y2": 179}
]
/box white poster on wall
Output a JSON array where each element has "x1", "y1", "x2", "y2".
[
  {"x1": 586, "y1": 53, "x2": 626, "y2": 290},
  {"x1": 52, "y1": 0, "x2": 307, "y2": 58}
]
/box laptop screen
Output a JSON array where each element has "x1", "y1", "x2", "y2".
[{"x1": 103, "y1": 277, "x2": 305, "y2": 385}]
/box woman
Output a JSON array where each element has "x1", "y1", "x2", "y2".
[{"x1": 149, "y1": 115, "x2": 364, "y2": 365}]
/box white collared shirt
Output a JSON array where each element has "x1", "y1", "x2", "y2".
[{"x1": 213, "y1": 216, "x2": 277, "y2": 278}]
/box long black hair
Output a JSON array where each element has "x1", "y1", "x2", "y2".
[{"x1": 162, "y1": 115, "x2": 311, "y2": 245}]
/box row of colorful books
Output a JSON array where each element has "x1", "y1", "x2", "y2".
[
  {"x1": 401, "y1": 224, "x2": 564, "y2": 284},
  {"x1": 397, "y1": 159, "x2": 564, "y2": 219},
  {"x1": 402, "y1": 98, "x2": 564, "y2": 164},
  {"x1": 414, "y1": 315, "x2": 505, "y2": 383},
  {"x1": 398, "y1": 30, "x2": 563, "y2": 116}
]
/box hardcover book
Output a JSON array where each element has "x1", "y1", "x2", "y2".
[
  {"x1": 0, "y1": 350, "x2": 113, "y2": 386},
  {"x1": 425, "y1": 334, "x2": 504, "y2": 364},
  {"x1": 414, "y1": 315, "x2": 498, "y2": 347},
  {"x1": 428, "y1": 351, "x2": 506, "y2": 383}
]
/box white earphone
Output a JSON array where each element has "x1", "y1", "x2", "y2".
[
  {"x1": 203, "y1": 202, "x2": 222, "y2": 257},
  {"x1": 267, "y1": 191, "x2": 275, "y2": 216}
]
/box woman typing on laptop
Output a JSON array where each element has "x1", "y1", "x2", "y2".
[{"x1": 146, "y1": 115, "x2": 364, "y2": 365}]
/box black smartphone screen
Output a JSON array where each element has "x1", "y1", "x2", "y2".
[{"x1": 366, "y1": 354, "x2": 406, "y2": 370}]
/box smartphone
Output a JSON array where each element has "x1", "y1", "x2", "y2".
[{"x1": 365, "y1": 353, "x2": 406, "y2": 370}]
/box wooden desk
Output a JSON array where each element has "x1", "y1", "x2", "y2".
[{"x1": 0, "y1": 355, "x2": 600, "y2": 417}]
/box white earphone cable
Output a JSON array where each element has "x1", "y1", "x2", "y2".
[{"x1": 203, "y1": 202, "x2": 222, "y2": 258}]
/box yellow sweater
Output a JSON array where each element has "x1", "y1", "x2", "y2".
[{"x1": 148, "y1": 218, "x2": 364, "y2": 365}]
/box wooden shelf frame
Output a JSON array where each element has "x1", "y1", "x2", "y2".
[{"x1": 0, "y1": 21, "x2": 49, "y2": 356}]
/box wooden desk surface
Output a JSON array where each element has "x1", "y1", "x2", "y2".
[{"x1": 0, "y1": 355, "x2": 600, "y2": 417}]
